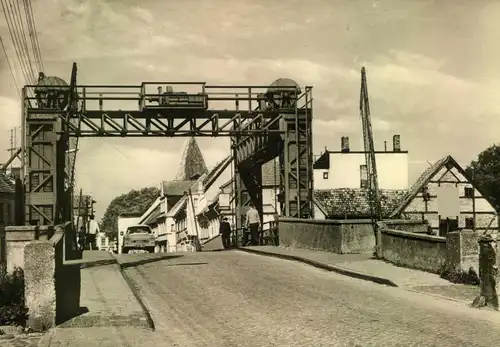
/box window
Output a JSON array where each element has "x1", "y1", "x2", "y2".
[
  {"x1": 0, "y1": 203, "x2": 4, "y2": 224},
  {"x1": 422, "y1": 186, "x2": 431, "y2": 202},
  {"x1": 465, "y1": 217, "x2": 475, "y2": 229},
  {"x1": 464, "y1": 187, "x2": 474, "y2": 199},
  {"x1": 323, "y1": 172, "x2": 328, "y2": 179},
  {"x1": 360, "y1": 165, "x2": 368, "y2": 188}
]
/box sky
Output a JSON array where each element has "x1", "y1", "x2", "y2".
[{"x1": 0, "y1": 0, "x2": 499, "y2": 220}]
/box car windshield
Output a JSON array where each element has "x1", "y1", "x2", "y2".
[{"x1": 127, "y1": 226, "x2": 152, "y2": 234}]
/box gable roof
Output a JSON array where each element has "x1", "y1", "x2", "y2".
[
  {"x1": 161, "y1": 180, "x2": 196, "y2": 197},
  {"x1": 314, "y1": 188, "x2": 407, "y2": 218},
  {"x1": 167, "y1": 195, "x2": 188, "y2": 218},
  {"x1": 390, "y1": 155, "x2": 497, "y2": 217},
  {"x1": 0, "y1": 171, "x2": 15, "y2": 194}
]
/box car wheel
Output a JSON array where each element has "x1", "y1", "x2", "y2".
[
  {"x1": 147, "y1": 247, "x2": 155, "y2": 254},
  {"x1": 122, "y1": 247, "x2": 129, "y2": 254}
]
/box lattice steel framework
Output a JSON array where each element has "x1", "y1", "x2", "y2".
[{"x1": 21, "y1": 64, "x2": 314, "y2": 231}]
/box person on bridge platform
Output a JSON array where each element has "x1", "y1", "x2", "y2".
[
  {"x1": 246, "y1": 202, "x2": 261, "y2": 246},
  {"x1": 219, "y1": 217, "x2": 232, "y2": 249}
]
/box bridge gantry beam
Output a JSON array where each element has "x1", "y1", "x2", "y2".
[{"x1": 21, "y1": 65, "x2": 314, "y2": 231}]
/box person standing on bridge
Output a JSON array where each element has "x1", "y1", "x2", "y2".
[
  {"x1": 219, "y1": 217, "x2": 232, "y2": 249},
  {"x1": 245, "y1": 202, "x2": 261, "y2": 246}
]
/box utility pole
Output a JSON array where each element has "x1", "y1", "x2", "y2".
[{"x1": 360, "y1": 67, "x2": 383, "y2": 257}]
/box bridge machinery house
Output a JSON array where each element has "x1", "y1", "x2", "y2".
[
  {"x1": 313, "y1": 135, "x2": 408, "y2": 219},
  {"x1": 390, "y1": 155, "x2": 499, "y2": 236}
]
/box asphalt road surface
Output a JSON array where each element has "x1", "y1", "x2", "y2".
[{"x1": 121, "y1": 250, "x2": 500, "y2": 347}]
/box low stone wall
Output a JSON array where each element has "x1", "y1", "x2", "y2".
[
  {"x1": 23, "y1": 225, "x2": 81, "y2": 331},
  {"x1": 382, "y1": 219, "x2": 428, "y2": 233},
  {"x1": 278, "y1": 218, "x2": 429, "y2": 254},
  {"x1": 378, "y1": 226, "x2": 479, "y2": 275},
  {"x1": 380, "y1": 228, "x2": 447, "y2": 273},
  {"x1": 278, "y1": 218, "x2": 374, "y2": 254}
]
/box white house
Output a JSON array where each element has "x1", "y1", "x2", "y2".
[
  {"x1": 313, "y1": 135, "x2": 409, "y2": 190},
  {"x1": 313, "y1": 134, "x2": 409, "y2": 220}
]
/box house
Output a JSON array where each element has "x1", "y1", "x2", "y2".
[
  {"x1": 0, "y1": 170, "x2": 15, "y2": 226},
  {"x1": 312, "y1": 135, "x2": 408, "y2": 220},
  {"x1": 138, "y1": 137, "x2": 210, "y2": 252},
  {"x1": 390, "y1": 155, "x2": 498, "y2": 236},
  {"x1": 313, "y1": 135, "x2": 409, "y2": 190},
  {"x1": 0, "y1": 170, "x2": 15, "y2": 263}
]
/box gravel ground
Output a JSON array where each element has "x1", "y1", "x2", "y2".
[{"x1": 123, "y1": 250, "x2": 500, "y2": 347}]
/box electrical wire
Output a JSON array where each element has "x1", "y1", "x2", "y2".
[
  {"x1": 1, "y1": 0, "x2": 32, "y2": 85},
  {"x1": 23, "y1": 0, "x2": 43, "y2": 72},
  {"x1": 12, "y1": 0, "x2": 35, "y2": 81},
  {"x1": 0, "y1": 34, "x2": 20, "y2": 98}
]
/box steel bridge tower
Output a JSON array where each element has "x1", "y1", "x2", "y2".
[{"x1": 20, "y1": 64, "x2": 314, "y2": 238}]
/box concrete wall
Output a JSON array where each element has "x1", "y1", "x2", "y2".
[
  {"x1": 378, "y1": 226, "x2": 479, "y2": 275},
  {"x1": 4, "y1": 225, "x2": 54, "y2": 272},
  {"x1": 278, "y1": 218, "x2": 374, "y2": 254},
  {"x1": 23, "y1": 225, "x2": 81, "y2": 331},
  {"x1": 278, "y1": 218, "x2": 428, "y2": 254},
  {"x1": 380, "y1": 229, "x2": 447, "y2": 273}
]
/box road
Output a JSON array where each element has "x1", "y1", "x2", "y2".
[{"x1": 120, "y1": 250, "x2": 500, "y2": 347}]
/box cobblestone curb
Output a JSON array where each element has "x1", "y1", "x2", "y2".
[
  {"x1": 111, "y1": 255, "x2": 156, "y2": 331},
  {"x1": 236, "y1": 247, "x2": 398, "y2": 287}
]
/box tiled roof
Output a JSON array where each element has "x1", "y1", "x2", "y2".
[
  {"x1": 262, "y1": 158, "x2": 279, "y2": 186},
  {"x1": 161, "y1": 180, "x2": 196, "y2": 197},
  {"x1": 314, "y1": 188, "x2": 407, "y2": 218},
  {"x1": 143, "y1": 204, "x2": 162, "y2": 225},
  {"x1": 0, "y1": 171, "x2": 15, "y2": 194},
  {"x1": 203, "y1": 156, "x2": 232, "y2": 189}
]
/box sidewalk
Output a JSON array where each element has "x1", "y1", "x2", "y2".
[
  {"x1": 38, "y1": 251, "x2": 158, "y2": 347},
  {"x1": 238, "y1": 246, "x2": 481, "y2": 304}
]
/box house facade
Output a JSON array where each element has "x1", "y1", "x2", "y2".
[
  {"x1": 313, "y1": 135, "x2": 409, "y2": 190},
  {"x1": 390, "y1": 155, "x2": 498, "y2": 236},
  {"x1": 313, "y1": 135, "x2": 409, "y2": 220},
  {"x1": 0, "y1": 170, "x2": 15, "y2": 263}
]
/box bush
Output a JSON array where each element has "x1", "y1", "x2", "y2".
[
  {"x1": 440, "y1": 266, "x2": 480, "y2": 285},
  {"x1": 0, "y1": 266, "x2": 28, "y2": 326}
]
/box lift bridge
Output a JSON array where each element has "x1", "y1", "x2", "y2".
[{"x1": 18, "y1": 63, "x2": 314, "y2": 233}]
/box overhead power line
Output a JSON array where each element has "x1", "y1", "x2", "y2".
[
  {"x1": 0, "y1": 0, "x2": 44, "y2": 90},
  {"x1": 0, "y1": 35, "x2": 20, "y2": 97}
]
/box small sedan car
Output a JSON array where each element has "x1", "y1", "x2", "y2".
[{"x1": 122, "y1": 225, "x2": 156, "y2": 254}]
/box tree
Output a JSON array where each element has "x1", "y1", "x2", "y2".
[
  {"x1": 466, "y1": 144, "x2": 500, "y2": 211},
  {"x1": 100, "y1": 187, "x2": 160, "y2": 237}
]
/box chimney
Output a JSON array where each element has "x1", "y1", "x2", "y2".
[
  {"x1": 393, "y1": 134, "x2": 401, "y2": 152},
  {"x1": 384, "y1": 141, "x2": 387, "y2": 152},
  {"x1": 341, "y1": 136, "x2": 350, "y2": 153}
]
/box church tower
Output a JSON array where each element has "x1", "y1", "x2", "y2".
[{"x1": 175, "y1": 137, "x2": 208, "y2": 180}]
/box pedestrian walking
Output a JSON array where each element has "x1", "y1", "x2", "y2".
[
  {"x1": 78, "y1": 226, "x2": 86, "y2": 251},
  {"x1": 245, "y1": 202, "x2": 261, "y2": 246},
  {"x1": 219, "y1": 217, "x2": 232, "y2": 249}
]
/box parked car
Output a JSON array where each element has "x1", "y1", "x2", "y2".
[{"x1": 121, "y1": 225, "x2": 155, "y2": 254}]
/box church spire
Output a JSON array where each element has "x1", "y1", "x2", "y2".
[{"x1": 175, "y1": 137, "x2": 208, "y2": 180}]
